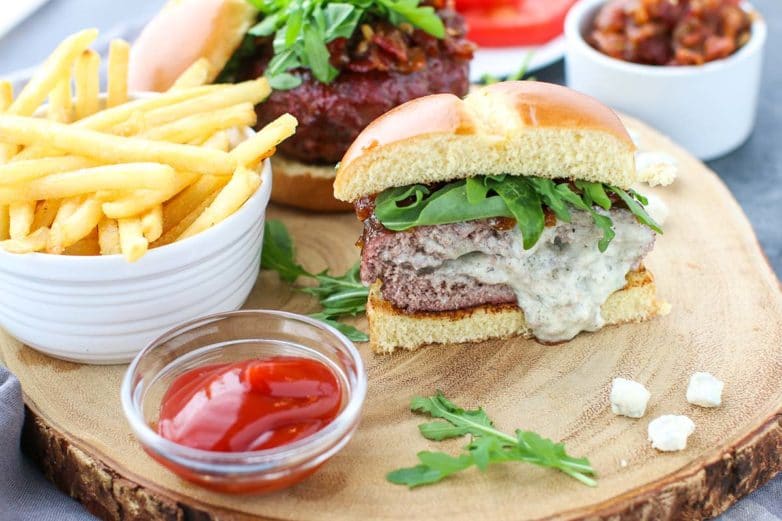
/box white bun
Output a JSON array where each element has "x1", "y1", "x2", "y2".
[
  {"x1": 129, "y1": 0, "x2": 257, "y2": 92},
  {"x1": 334, "y1": 81, "x2": 638, "y2": 202}
]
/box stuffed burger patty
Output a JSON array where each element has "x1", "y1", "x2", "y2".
[
  {"x1": 334, "y1": 81, "x2": 671, "y2": 353},
  {"x1": 129, "y1": 0, "x2": 473, "y2": 211}
]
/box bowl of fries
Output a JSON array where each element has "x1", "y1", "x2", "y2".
[{"x1": 0, "y1": 30, "x2": 297, "y2": 364}]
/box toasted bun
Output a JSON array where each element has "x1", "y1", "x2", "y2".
[
  {"x1": 366, "y1": 268, "x2": 670, "y2": 354},
  {"x1": 270, "y1": 155, "x2": 353, "y2": 213},
  {"x1": 334, "y1": 81, "x2": 637, "y2": 202},
  {"x1": 129, "y1": 0, "x2": 257, "y2": 92}
]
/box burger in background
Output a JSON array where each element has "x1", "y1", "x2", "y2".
[{"x1": 130, "y1": 0, "x2": 474, "y2": 212}]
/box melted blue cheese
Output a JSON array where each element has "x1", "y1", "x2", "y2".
[{"x1": 435, "y1": 210, "x2": 654, "y2": 342}]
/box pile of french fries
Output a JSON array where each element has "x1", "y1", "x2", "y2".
[{"x1": 0, "y1": 30, "x2": 297, "y2": 261}]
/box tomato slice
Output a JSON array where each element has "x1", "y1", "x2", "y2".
[{"x1": 458, "y1": 0, "x2": 579, "y2": 48}]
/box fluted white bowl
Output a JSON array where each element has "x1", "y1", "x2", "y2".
[{"x1": 0, "y1": 159, "x2": 272, "y2": 364}]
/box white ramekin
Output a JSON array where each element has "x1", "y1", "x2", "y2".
[
  {"x1": 0, "y1": 160, "x2": 272, "y2": 365},
  {"x1": 564, "y1": 0, "x2": 767, "y2": 160}
]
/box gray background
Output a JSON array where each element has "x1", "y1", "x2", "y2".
[{"x1": 0, "y1": 0, "x2": 778, "y2": 519}]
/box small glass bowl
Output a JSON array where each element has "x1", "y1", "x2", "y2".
[{"x1": 121, "y1": 310, "x2": 367, "y2": 494}]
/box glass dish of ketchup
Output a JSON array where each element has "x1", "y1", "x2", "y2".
[{"x1": 121, "y1": 310, "x2": 366, "y2": 494}]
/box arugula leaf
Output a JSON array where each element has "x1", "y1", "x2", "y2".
[
  {"x1": 261, "y1": 220, "x2": 369, "y2": 341},
  {"x1": 489, "y1": 177, "x2": 545, "y2": 250},
  {"x1": 575, "y1": 180, "x2": 612, "y2": 211},
  {"x1": 261, "y1": 219, "x2": 309, "y2": 282},
  {"x1": 388, "y1": 391, "x2": 597, "y2": 488},
  {"x1": 609, "y1": 186, "x2": 662, "y2": 234}
]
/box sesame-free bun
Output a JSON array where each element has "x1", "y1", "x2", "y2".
[
  {"x1": 129, "y1": 0, "x2": 257, "y2": 92},
  {"x1": 367, "y1": 268, "x2": 670, "y2": 353},
  {"x1": 270, "y1": 155, "x2": 353, "y2": 213},
  {"x1": 334, "y1": 81, "x2": 638, "y2": 202}
]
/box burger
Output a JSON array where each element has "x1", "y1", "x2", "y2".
[
  {"x1": 128, "y1": 0, "x2": 474, "y2": 212},
  {"x1": 333, "y1": 81, "x2": 671, "y2": 353}
]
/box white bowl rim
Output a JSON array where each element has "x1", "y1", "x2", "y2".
[
  {"x1": 0, "y1": 159, "x2": 272, "y2": 269},
  {"x1": 565, "y1": 0, "x2": 767, "y2": 77}
]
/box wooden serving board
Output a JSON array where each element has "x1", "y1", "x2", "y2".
[{"x1": 3, "y1": 116, "x2": 782, "y2": 521}]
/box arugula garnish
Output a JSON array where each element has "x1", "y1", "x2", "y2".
[
  {"x1": 261, "y1": 220, "x2": 369, "y2": 341},
  {"x1": 374, "y1": 176, "x2": 661, "y2": 252},
  {"x1": 387, "y1": 391, "x2": 597, "y2": 488},
  {"x1": 238, "y1": 0, "x2": 445, "y2": 88}
]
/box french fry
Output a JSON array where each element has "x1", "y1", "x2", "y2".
[
  {"x1": 171, "y1": 58, "x2": 211, "y2": 90},
  {"x1": 118, "y1": 218, "x2": 148, "y2": 262},
  {"x1": 48, "y1": 79, "x2": 74, "y2": 123},
  {"x1": 64, "y1": 233, "x2": 100, "y2": 255},
  {"x1": 141, "y1": 79, "x2": 270, "y2": 129},
  {"x1": 0, "y1": 226, "x2": 49, "y2": 253},
  {"x1": 8, "y1": 202, "x2": 35, "y2": 239},
  {"x1": 0, "y1": 206, "x2": 8, "y2": 240},
  {"x1": 0, "y1": 163, "x2": 177, "y2": 204},
  {"x1": 9, "y1": 29, "x2": 97, "y2": 117},
  {"x1": 230, "y1": 114, "x2": 297, "y2": 166},
  {"x1": 101, "y1": 171, "x2": 198, "y2": 218},
  {"x1": 141, "y1": 103, "x2": 256, "y2": 144},
  {"x1": 77, "y1": 85, "x2": 219, "y2": 132},
  {"x1": 179, "y1": 166, "x2": 261, "y2": 240},
  {"x1": 141, "y1": 205, "x2": 163, "y2": 242},
  {"x1": 0, "y1": 81, "x2": 12, "y2": 111},
  {"x1": 0, "y1": 116, "x2": 237, "y2": 176},
  {"x1": 162, "y1": 174, "x2": 228, "y2": 232},
  {"x1": 53, "y1": 196, "x2": 83, "y2": 225},
  {"x1": 98, "y1": 217, "x2": 120, "y2": 255},
  {"x1": 31, "y1": 199, "x2": 62, "y2": 230},
  {"x1": 154, "y1": 190, "x2": 219, "y2": 247},
  {"x1": 107, "y1": 40, "x2": 130, "y2": 108},
  {"x1": 0, "y1": 80, "x2": 14, "y2": 162},
  {"x1": 48, "y1": 196, "x2": 102, "y2": 253},
  {"x1": 0, "y1": 156, "x2": 97, "y2": 185},
  {"x1": 74, "y1": 50, "x2": 100, "y2": 120},
  {"x1": 201, "y1": 131, "x2": 230, "y2": 151}
]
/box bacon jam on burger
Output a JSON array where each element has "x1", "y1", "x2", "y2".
[{"x1": 129, "y1": 0, "x2": 474, "y2": 211}]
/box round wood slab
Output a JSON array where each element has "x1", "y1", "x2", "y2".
[{"x1": 3, "y1": 117, "x2": 781, "y2": 521}]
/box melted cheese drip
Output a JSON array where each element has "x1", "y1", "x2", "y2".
[{"x1": 434, "y1": 210, "x2": 653, "y2": 342}]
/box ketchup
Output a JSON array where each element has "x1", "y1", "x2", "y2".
[{"x1": 157, "y1": 356, "x2": 342, "y2": 452}]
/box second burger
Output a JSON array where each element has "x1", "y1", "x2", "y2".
[{"x1": 129, "y1": 0, "x2": 474, "y2": 211}]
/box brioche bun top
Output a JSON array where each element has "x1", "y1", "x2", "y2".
[
  {"x1": 129, "y1": 0, "x2": 256, "y2": 92},
  {"x1": 333, "y1": 81, "x2": 638, "y2": 202}
]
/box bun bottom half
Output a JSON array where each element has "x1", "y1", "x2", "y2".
[
  {"x1": 270, "y1": 155, "x2": 353, "y2": 213},
  {"x1": 367, "y1": 267, "x2": 670, "y2": 354}
]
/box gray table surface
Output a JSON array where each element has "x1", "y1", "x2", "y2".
[{"x1": 0, "y1": 1, "x2": 778, "y2": 520}]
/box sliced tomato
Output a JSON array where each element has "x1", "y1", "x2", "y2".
[{"x1": 458, "y1": 0, "x2": 579, "y2": 48}]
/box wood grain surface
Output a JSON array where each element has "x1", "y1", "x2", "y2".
[{"x1": 2, "y1": 116, "x2": 781, "y2": 521}]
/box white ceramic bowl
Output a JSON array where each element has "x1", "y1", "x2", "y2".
[
  {"x1": 565, "y1": 0, "x2": 767, "y2": 160},
  {"x1": 0, "y1": 160, "x2": 272, "y2": 365}
]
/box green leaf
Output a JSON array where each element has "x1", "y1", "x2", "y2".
[
  {"x1": 285, "y1": 7, "x2": 304, "y2": 48},
  {"x1": 418, "y1": 421, "x2": 470, "y2": 441},
  {"x1": 527, "y1": 177, "x2": 571, "y2": 222},
  {"x1": 303, "y1": 25, "x2": 339, "y2": 82},
  {"x1": 490, "y1": 177, "x2": 545, "y2": 250},
  {"x1": 249, "y1": 13, "x2": 281, "y2": 36},
  {"x1": 386, "y1": 463, "x2": 450, "y2": 488},
  {"x1": 309, "y1": 314, "x2": 369, "y2": 342},
  {"x1": 261, "y1": 220, "x2": 309, "y2": 282},
  {"x1": 323, "y1": 3, "x2": 362, "y2": 40},
  {"x1": 268, "y1": 72, "x2": 303, "y2": 90},
  {"x1": 575, "y1": 180, "x2": 612, "y2": 211},
  {"x1": 609, "y1": 186, "x2": 663, "y2": 234}
]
